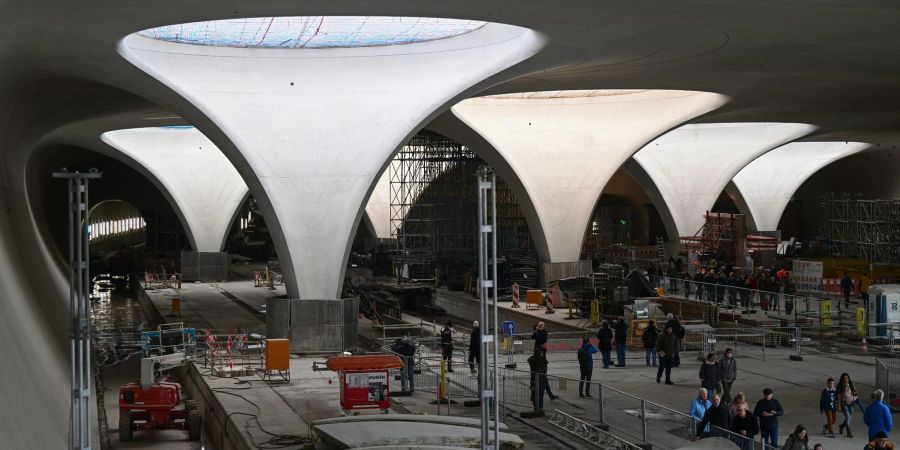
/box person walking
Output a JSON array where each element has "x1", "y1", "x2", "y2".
[
  {"x1": 440, "y1": 321, "x2": 455, "y2": 372},
  {"x1": 597, "y1": 320, "x2": 614, "y2": 368},
  {"x1": 838, "y1": 373, "x2": 861, "y2": 437},
  {"x1": 732, "y1": 407, "x2": 759, "y2": 450},
  {"x1": 683, "y1": 269, "x2": 693, "y2": 298},
  {"x1": 820, "y1": 378, "x2": 838, "y2": 437},
  {"x1": 391, "y1": 337, "x2": 417, "y2": 392},
  {"x1": 691, "y1": 388, "x2": 712, "y2": 437},
  {"x1": 784, "y1": 278, "x2": 797, "y2": 315},
  {"x1": 699, "y1": 352, "x2": 721, "y2": 393},
  {"x1": 841, "y1": 272, "x2": 854, "y2": 309},
  {"x1": 720, "y1": 348, "x2": 737, "y2": 404},
  {"x1": 531, "y1": 321, "x2": 548, "y2": 355},
  {"x1": 705, "y1": 270, "x2": 716, "y2": 302},
  {"x1": 642, "y1": 320, "x2": 659, "y2": 367},
  {"x1": 468, "y1": 321, "x2": 480, "y2": 375},
  {"x1": 782, "y1": 425, "x2": 810, "y2": 450},
  {"x1": 695, "y1": 270, "x2": 705, "y2": 300},
  {"x1": 613, "y1": 316, "x2": 628, "y2": 367},
  {"x1": 755, "y1": 388, "x2": 785, "y2": 449},
  {"x1": 865, "y1": 432, "x2": 896, "y2": 450},
  {"x1": 864, "y1": 389, "x2": 893, "y2": 440},
  {"x1": 577, "y1": 337, "x2": 597, "y2": 398},
  {"x1": 728, "y1": 272, "x2": 739, "y2": 306},
  {"x1": 656, "y1": 325, "x2": 677, "y2": 384},
  {"x1": 698, "y1": 394, "x2": 732, "y2": 439},
  {"x1": 665, "y1": 313, "x2": 684, "y2": 367},
  {"x1": 527, "y1": 349, "x2": 548, "y2": 411}
]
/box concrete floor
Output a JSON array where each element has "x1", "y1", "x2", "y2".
[{"x1": 140, "y1": 280, "x2": 895, "y2": 450}]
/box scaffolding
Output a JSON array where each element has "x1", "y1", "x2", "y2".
[
  {"x1": 819, "y1": 193, "x2": 900, "y2": 263},
  {"x1": 679, "y1": 212, "x2": 744, "y2": 261},
  {"x1": 582, "y1": 206, "x2": 633, "y2": 255},
  {"x1": 388, "y1": 131, "x2": 534, "y2": 281}
]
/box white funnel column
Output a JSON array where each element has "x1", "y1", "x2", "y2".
[
  {"x1": 364, "y1": 170, "x2": 392, "y2": 239},
  {"x1": 121, "y1": 23, "x2": 544, "y2": 299},
  {"x1": 452, "y1": 90, "x2": 728, "y2": 262},
  {"x1": 102, "y1": 127, "x2": 248, "y2": 252},
  {"x1": 733, "y1": 141, "x2": 869, "y2": 231},
  {"x1": 633, "y1": 123, "x2": 816, "y2": 237}
]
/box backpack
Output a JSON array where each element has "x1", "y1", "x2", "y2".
[{"x1": 577, "y1": 345, "x2": 589, "y2": 366}]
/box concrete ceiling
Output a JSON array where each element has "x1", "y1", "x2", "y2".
[{"x1": 5, "y1": 1, "x2": 900, "y2": 145}]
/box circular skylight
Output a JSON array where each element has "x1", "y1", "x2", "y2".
[{"x1": 138, "y1": 16, "x2": 486, "y2": 49}]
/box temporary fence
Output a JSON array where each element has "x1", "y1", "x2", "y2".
[
  {"x1": 875, "y1": 357, "x2": 900, "y2": 411},
  {"x1": 143, "y1": 271, "x2": 182, "y2": 289},
  {"x1": 196, "y1": 329, "x2": 266, "y2": 376}
]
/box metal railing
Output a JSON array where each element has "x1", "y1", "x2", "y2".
[{"x1": 647, "y1": 275, "x2": 855, "y2": 325}]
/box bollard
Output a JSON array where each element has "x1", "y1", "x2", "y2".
[
  {"x1": 790, "y1": 326, "x2": 803, "y2": 361},
  {"x1": 171, "y1": 296, "x2": 181, "y2": 316},
  {"x1": 640, "y1": 398, "x2": 647, "y2": 443},
  {"x1": 598, "y1": 383, "x2": 605, "y2": 426}
]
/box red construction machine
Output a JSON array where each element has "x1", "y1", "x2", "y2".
[{"x1": 118, "y1": 324, "x2": 201, "y2": 441}]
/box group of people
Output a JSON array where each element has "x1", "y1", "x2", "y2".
[
  {"x1": 691, "y1": 384, "x2": 784, "y2": 450},
  {"x1": 689, "y1": 363, "x2": 895, "y2": 450},
  {"x1": 650, "y1": 262, "x2": 805, "y2": 314}
]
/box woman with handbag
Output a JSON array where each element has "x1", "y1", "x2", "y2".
[{"x1": 838, "y1": 372, "x2": 860, "y2": 437}]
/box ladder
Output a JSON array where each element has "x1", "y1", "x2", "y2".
[{"x1": 655, "y1": 236, "x2": 666, "y2": 263}]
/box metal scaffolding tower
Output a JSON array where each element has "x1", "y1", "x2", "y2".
[
  {"x1": 389, "y1": 132, "x2": 534, "y2": 280},
  {"x1": 679, "y1": 212, "x2": 744, "y2": 261},
  {"x1": 54, "y1": 168, "x2": 101, "y2": 450},
  {"x1": 582, "y1": 206, "x2": 633, "y2": 255},
  {"x1": 819, "y1": 193, "x2": 900, "y2": 263}
]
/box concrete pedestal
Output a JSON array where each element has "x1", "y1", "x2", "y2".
[{"x1": 266, "y1": 298, "x2": 359, "y2": 353}]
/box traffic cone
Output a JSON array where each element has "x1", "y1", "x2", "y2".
[{"x1": 861, "y1": 338, "x2": 868, "y2": 353}]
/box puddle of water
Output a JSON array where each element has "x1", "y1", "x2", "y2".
[{"x1": 91, "y1": 274, "x2": 147, "y2": 367}]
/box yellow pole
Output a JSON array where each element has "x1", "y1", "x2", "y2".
[
  {"x1": 591, "y1": 299, "x2": 600, "y2": 326},
  {"x1": 439, "y1": 360, "x2": 447, "y2": 401}
]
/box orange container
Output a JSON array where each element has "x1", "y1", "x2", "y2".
[
  {"x1": 265, "y1": 339, "x2": 290, "y2": 371},
  {"x1": 525, "y1": 290, "x2": 544, "y2": 305}
]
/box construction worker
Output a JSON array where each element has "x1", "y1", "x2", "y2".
[{"x1": 440, "y1": 321, "x2": 455, "y2": 372}]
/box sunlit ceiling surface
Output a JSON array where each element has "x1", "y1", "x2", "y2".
[{"x1": 138, "y1": 16, "x2": 487, "y2": 48}]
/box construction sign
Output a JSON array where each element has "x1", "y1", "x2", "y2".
[{"x1": 821, "y1": 299, "x2": 833, "y2": 327}]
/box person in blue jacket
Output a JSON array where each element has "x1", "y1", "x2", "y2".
[
  {"x1": 577, "y1": 337, "x2": 597, "y2": 398},
  {"x1": 865, "y1": 389, "x2": 894, "y2": 440},
  {"x1": 690, "y1": 388, "x2": 712, "y2": 436}
]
